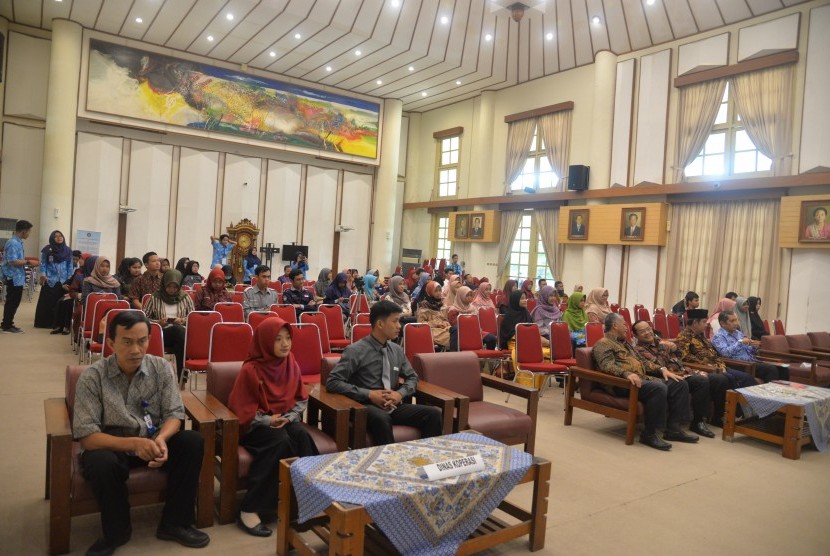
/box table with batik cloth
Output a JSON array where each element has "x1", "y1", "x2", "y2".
[
  {"x1": 277, "y1": 432, "x2": 550, "y2": 556},
  {"x1": 723, "y1": 381, "x2": 830, "y2": 460}
]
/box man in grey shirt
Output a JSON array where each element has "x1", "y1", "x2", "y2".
[
  {"x1": 242, "y1": 265, "x2": 278, "y2": 318},
  {"x1": 73, "y1": 311, "x2": 210, "y2": 555},
  {"x1": 326, "y1": 300, "x2": 443, "y2": 445}
]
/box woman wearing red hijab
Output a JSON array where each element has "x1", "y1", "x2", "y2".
[
  {"x1": 193, "y1": 267, "x2": 231, "y2": 310},
  {"x1": 227, "y1": 318, "x2": 317, "y2": 537}
]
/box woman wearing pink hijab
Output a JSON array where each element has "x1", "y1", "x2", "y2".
[
  {"x1": 708, "y1": 297, "x2": 736, "y2": 335},
  {"x1": 446, "y1": 286, "x2": 498, "y2": 350},
  {"x1": 442, "y1": 274, "x2": 462, "y2": 307},
  {"x1": 471, "y1": 280, "x2": 496, "y2": 312}
]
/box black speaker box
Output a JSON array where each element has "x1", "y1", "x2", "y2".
[{"x1": 568, "y1": 165, "x2": 589, "y2": 191}]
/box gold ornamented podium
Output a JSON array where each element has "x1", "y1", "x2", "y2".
[{"x1": 226, "y1": 219, "x2": 259, "y2": 283}]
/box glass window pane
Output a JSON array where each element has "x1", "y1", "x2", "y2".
[
  {"x1": 450, "y1": 137, "x2": 459, "y2": 150},
  {"x1": 519, "y1": 254, "x2": 529, "y2": 266},
  {"x1": 757, "y1": 152, "x2": 772, "y2": 172},
  {"x1": 447, "y1": 169, "x2": 457, "y2": 182},
  {"x1": 519, "y1": 228, "x2": 531, "y2": 240},
  {"x1": 684, "y1": 156, "x2": 703, "y2": 177},
  {"x1": 523, "y1": 158, "x2": 535, "y2": 174},
  {"x1": 439, "y1": 184, "x2": 448, "y2": 196},
  {"x1": 705, "y1": 132, "x2": 725, "y2": 154},
  {"x1": 733, "y1": 151, "x2": 757, "y2": 174},
  {"x1": 734, "y1": 129, "x2": 755, "y2": 152},
  {"x1": 703, "y1": 154, "x2": 724, "y2": 176},
  {"x1": 529, "y1": 132, "x2": 537, "y2": 152},
  {"x1": 714, "y1": 103, "x2": 728, "y2": 125},
  {"x1": 449, "y1": 150, "x2": 459, "y2": 164},
  {"x1": 539, "y1": 156, "x2": 552, "y2": 172},
  {"x1": 538, "y1": 171, "x2": 556, "y2": 189},
  {"x1": 522, "y1": 214, "x2": 532, "y2": 225},
  {"x1": 441, "y1": 151, "x2": 451, "y2": 165}
]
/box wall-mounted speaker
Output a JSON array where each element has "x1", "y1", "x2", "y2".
[{"x1": 568, "y1": 165, "x2": 589, "y2": 191}]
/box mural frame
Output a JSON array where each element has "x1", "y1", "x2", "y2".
[{"x1": 568, "y1": 209, "x2": 589, "y2": 240}]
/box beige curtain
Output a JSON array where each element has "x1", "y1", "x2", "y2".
[
  {"x1": 496, "y1": 211, "x2": 524, "y2": 287},
  {"x1": 503, "y1": 118, "x2": 536, "y2": 194},
  {"x1": 674, "y1": 79, "x2": 727, "y2": 183},
  {"x1": 537, "y1": 111, "x2": 572, "y2": 191},
  {"x1": 534, "y1": 208, "x2": 562, "y2": 278},
  {"x1": 730, "y1": 65, "x2": 794, "y2": 176},
  {"x1": 664, "y1": 200, "x2": 781, "y2": 318}
]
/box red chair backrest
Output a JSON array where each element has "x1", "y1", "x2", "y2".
[
  {"x1": 280, "y1": 282, "x2": 292, "y2": 293},
  {"x1": 270, "y1": 304, "x2": 297, "y2": 324},
  {"x1": 403, "y1": 323, "x2": 434, "y2": 365},
  {"x1": 214, "y1": 302, "x2": 244, "y2": 322},
  {"x1": 438, "y1": 258, "x2": 447, "y2": 272},
  {"x1": 763, "y1": 319, "x2": 771, "y2": 335},
  {"x1": 773, "y1": 320, "x2": 785, "y2": 335},
  {"x1": 92, "y1": 300, "x2": 130, "y2": 341},
  {"x1": 351, "y1": 324, "x2": 373, "y2": 343},
  {"x1": 231, "y1": 291, "x2": 245, "y2": 304},
  {"x1": 618, "y1": 308, "x2": 632, "y2": 328},
  {"x1": 549, "y1": 322, "x2": 573, "y2": 360},
  {"x1": 247, "y1": 310, "x2": 277, "y2": 330},
  {"x1": 430, "y1": 257, "x2": 437, "y2": 269},
  {"x1": 477, "y1": 307, "x2": 498, "y2": 337},
  {"x1": 635, "y1": 307, "x2": 651, "y2": 324},
  {"x1": 355, "y1": 312, "x2": 371, "y2": 325},
  {"x1": 653, "y1": 314, "x2": 670, "y2": 339},
  {"x1": 559, "y1": 302, "x2": 568, "y2": 312},
  {"x1": 83, "y1": 293, "x2": 117, "y2": 334},
  {"x1": 299, "y1": 312, "x2": 331, "y2": 352},
  {"x1": 610, "y1": 303, "x2": 620, "y2": 313},
  {"x1": 515, "y1": 324, "x2": 545, "y2": 364},
  {"x1": 141, "y1": 293, "x2": 152, "y2": 306},
  {"x1": 192, "y1": 283, "x2": 203, "y2": 291},
  {"x1": 101, "y1": 308, "x2": 142, "y2": 357},
  {"x1": 208, "y1": 322, "x2": 253, "y2": 363},
  {"x1": 526, "y1": 298, "x2": 537, "y2": 313},
  {"x1": 586, "y1": 322, "x2": 604, "y2": 347},
  {"x1": 349, "y1": 294, "x2": 370, "y2": 316},
  {"x1": 667, "y1": 314, "x2": 681, "y2": 338},
  {"x1": 654, "y1": 308, "x2": 666, "y2": 316},
  {"x1": 705, "y1": 323, "x2": 713, "y2": 339},
  {"x1": 320, "y1": 305, "x2": 347, "y2": 341},
  {"x1": 184, "y1": 311, "x2": 222, "y2": 361},
  {"x1": 633, "y1": 304, "x2": 645, "y2": 314},
  {"x1": 268, "y1": 281, "x2": 281, "y2": 291},
  {"x1": 457, "y1": 314, "x2": 485, "y2": 351},
  {"x1": 187, "y1": 290, "x2": 197, "y2": 302},
  {"x1": 148, "y1": 322, "x2": 165, "y2": 358},
  {"x1": 289, "y1": 323, "x2": 323, "y2": 377},
  {"x1": 234, "y1": 284, "x2": 248, "y2": 292}
]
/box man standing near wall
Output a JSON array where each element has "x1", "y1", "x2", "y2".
[{"x1": 2, "y1": 220, "x2": 39, "y2": 333}]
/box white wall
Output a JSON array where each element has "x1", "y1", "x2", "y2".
[
  {"x1": 125, "y1": 141, "x2": 173, "y2": 259},
  {"x1": 174, "y1": 148, "x2": 219, "y2": 271},
  {"x1": 3, "y1": 32, "x2": 50, "y2": 120},
  {"x1": 338, "y1": 172, "x2": 373, "y2": 273},
  {"x1": 0, "y1": 124, "x2": 45, "y2": 254},
  {"x1": 220, "y1": 155, "x2": 262, "y2": 232},
  {"x1": 785, "y1": 250, "x2": 830, "y2": 334},
  {"x1": 302, "y1": 167, "x2": 338, "y2": 278},
  {"x1": 72, "y1": 133, "x2": 121, "y2": 257},
  {"x1": 262, "y1": 160, "x2": 302, "y2": 254}
]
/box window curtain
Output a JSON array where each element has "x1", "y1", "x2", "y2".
[
  {"x1": 673, "y1": 79, "x2": 727, "y2": 183},
  {"x1": 534, "y1": 208, "x2": 562, "y2": 278},
  {"x1": 503, "y1": 119, "x2": 536, "y2": 194},
  {"x1": 537, "y1": 111, "x2": 572, "y2": 191},
  {"x1": 730, "y1": 64, "x2": 794, "y2": 176},
  {"x1": 664, "y1": 200, "x2": 781, "y2": 318},
  {"x1": 496, "y1": 211, "x2": 524, "y2": 287}
]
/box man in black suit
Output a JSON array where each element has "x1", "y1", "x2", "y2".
[
  {"x1": 624, "y1": 213, "x2": 642, "y2": 237},
  {"x1": 571, "y1": 214, "x2": 586, "y2": 236}
]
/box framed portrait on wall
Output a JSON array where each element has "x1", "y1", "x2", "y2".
[
  {"x1": 621, "y1": 207, "x2": 646, "y2": 241},
  {"x1": 568, "y1": 210, "x2": 589, "y2": 240},
  {"x1": 470, "y1": 213, "x2": 485, "y2": 239},
  {"x1": 455, "y1": 214, "x2": 469, "y2": 239},
  {"x1": 799, "y1": 201, "x2": 830, "y2": 242}
]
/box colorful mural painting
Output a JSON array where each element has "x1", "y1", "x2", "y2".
[{"x1": 86, "y1": 40, "x2": 380, "y2": 159}]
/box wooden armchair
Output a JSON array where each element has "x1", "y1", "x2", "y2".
[
  {"x1": 44, "y1": 365, "x2": 216, "y2": 555},
  {"x1": 193, "y1": 361, "x2": 355, "y2": 524},
  {"x1": 807, "y1": 331, "x2": 830, "y2": 352},
  {"x1": 758, "y1": 335, "x2": 830, "y2": 387}
]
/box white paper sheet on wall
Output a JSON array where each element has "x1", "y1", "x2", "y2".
[{"x1": 75, "y1": 230, "x2": 102, "y2": 256}]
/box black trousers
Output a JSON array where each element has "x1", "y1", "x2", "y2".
[
  {"x1": 755, "y1": 361, "x2": 788, "y2": 382},
  {"x1": 1, "y1": 280, "x2": 23, "y2": 330},
  {"x1": 162, "y1": 324, "x2": 186, "y2": 380},
  {"x1": 725, "y1": 368, "x2": 756, "y2": 388},
  {"x1": 615, "y1": 379, "x2": 690, "y2": 435},
  {"x1": 80, "y1": 430, "x2": 204, "y2": 544},
  {"x1": 685, "y1": 372, "x2": 729, "y2": 423},
  {"x1": 239, "y1": 423, "x2": 317, "y2": 513},
  {"x1": 366, "y1": 402, "x2": 444, "y2": 446},
  {"x1": 55, "y1": 297, "x2": 74, "y2": 329},
  {"x1": 34, "y1": 282, "x2": 64, "y2": 328}
]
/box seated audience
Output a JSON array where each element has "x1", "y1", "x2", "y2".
[
  {"x1": 520, "y1": 279, "x2": 535, "y2": 301},
  {"x1": 81, "y1": 256, "x2": 122, "y2": 304},
  {"x1": 500, "y1": 290, "x2": 550, "y2": 357},
  {"x1": 324, "y1": 272, "x2": 352, "y2": 316},
  {"x1": 128, "y1": 252, "x2": 163, "y2": 309},
  {"x1": 314, "y1": 268, "x2": 332, "y2": 301},
  {"x1": 182, "y1": 260, "x2": 204, "y2": 288},
  {"x1": 277, "y1": 265, "x2": 293, "y2": 285},
  {"x1": 585, "y1": 288, "x2": 612, "y2": 323},
  {"x1": 711, "y1": 310, "x2": 785, "y2": 383},
  {"x1": 671, "y1": 291, "x2": 699, "y2": 317},
  {"x1": 115, "y1": 257, "x2": 142, "y2": 294},
  {"x1": 531, "y1": 285, "x2": 562, "y2": 339},
  {"x1": 194, "y1": 267, "x2": 232, "y2": 310},
  {"x1": 411, "y1": 271, "x2": 430, "y2": 300},
  {"x1": 326, "y1": 301, "x2": 443, "y2": 445},
  {"x1": 143, "y1": 269, "x2": 195, "y2": 380},
  {"x1": 446, "y1": 254, "x2": 463, "y2": 275},
  {"x1": 160, "y1": 258, "x2": 171, "y2": 274},
  {"x1": 283, "y1": 269, "x2": 317, "y2": 315},
  {"x1": 723, "y1": 291, "x2": 739, "y2": 301},
  {"x1": 221, "y1": 264, "x2": 236, "y2": 288},
  {"x1": 707, "y1": 298, "x2": 736, "y2": 335},
  {"x1": 573, "y1": 284, "x2": 584, "y2": 293},
  {"x1": 632, "y1": 320, "x2": 725, "y2": 437},
  {"x1": 734, "y1": 296, "x2": 753, "y2": 335},
  {"x1": 416, "y1": 281, "x2": 451, "y2": 349},
  {"x1": 537, "y1": 278, "x2": 548, "y2": 291},
  {"x1": 290, "y1": 251, "x2": 309, "y2": 279},
  {"x1": 67, "y1": 254, "x2": 91, "y2": 338},
  {"x1": 210, "y1": 234, "x2": 236, "y2": 268},
  {"x1": 174, "y1": 257, "x2": 190, "y2": 275},
  {"x1": 561, "y1": 292, "x2": 588, "y2": 347},
  {"x1": 383, "y1": 275, "x2": 414, "y2": 323},
  {"x1": 242, "y1": 266, "x2": 278, "y2": 318},
  {"x1": 447, "y1": 286, "x2": 497, "y2": 350},
  {"x1": 554, "y1": 280, "x2": 568, "y2": 304},
  {"x1": 227, "y1": 318, "x2": 317, "y2": 537},
  {"x1": 593, "y1": 313, "x2": 698, "y2": 450},
  {"x1": 35, "y1": 230, "x2": 74, "y2": 331},
  {"x1": 243, "y1": 247, "x2": 261, "y2": 285},
  {"x1": 362, "y1": 274, "x2": 379, "y2": 303},
  {"x1": 442, "y1": 274, "x2": 462, "y2": 307},
  {"x1": 470, "y1": 280, "x2": 496, "y2": 312},
  {"x1": 72, "y1": 311, "x2": 209, "y2": 554},
  {"x1": 747, "y1": 297, "x2": 768, "y2": 341},
  {"x1": 674, "y1": 309, "x2": 756, "y2": 390},
  {"x1": 498, "y1": 280, "x2": 518, "y2": 314}
]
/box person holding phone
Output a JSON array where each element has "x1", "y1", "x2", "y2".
[{"x1": 143, "y1": 270, "x2": 194, "y2": 383}]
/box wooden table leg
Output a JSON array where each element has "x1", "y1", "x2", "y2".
[
  {"x1": 722, "y1": 390, "x2": 737, "y2": 442},
  {"x1": 277, "y1": 458, "x2": 297, "y2": 556},
  {"x1": 529, "y1": 459, "x2": 550, "y2": 552},
  {"x1": 782, "y1": 404, "x2": 806, "y2": 460},
  {"x1": 326, "y1": 503, "x2": 369, "y2": 556}
]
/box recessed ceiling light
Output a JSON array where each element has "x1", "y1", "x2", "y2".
[
  {"x1": 591, "y1": 16, "x2": 601, "y2": 25},
  {"x1": 269, "y1": 51, "x2": 276, "y2": 57},
  {"x1": 135, "y1": 17, "x2": 143, "y2": 24},
  {"x1": 294, "y1": 33, "x2": 301, "y2": 39},
  {"x1": 646, "y1": 0, "x2": 656, "y2": 5},
  {"x1": 456, "y1": 80, "x2": 461, "y2": 85},
  {"x1": 485, "y1": 33, "x2": 493, "y2": 41},
  {"x1": 546, "y1": 32, "x2": 553, "y2": 40},
  {"x1": 325, "y1": 66, "x2": 332, "y2": 72},
  {"x1": 391, "y1": 0, "x2": 400, "y2": 7},
  {"x1": 226, "y1": 13, "x2": 234, "y2": 21},
  {"x1": 421, "y1": 91, "x2": 428, "y2": 97},
  {"x1": 440, "y1": 16, "x2": 449, "y2": 24},
  {"x1": 355, "y1": 50, "x2": 362, "y2": 56},
  {"x1": 408, "y1": 66, "x2": 415, "y2": 71},
  {"x1": 376, "y1": 80, "x2": 383, "y2": 85},
  {"x1": 207, "y1": 35, "x2": 214, "y2": 42}
]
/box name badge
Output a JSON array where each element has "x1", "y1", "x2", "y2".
[{"x1": 420, "y1": 453, "x2": 485, "y2": 481}]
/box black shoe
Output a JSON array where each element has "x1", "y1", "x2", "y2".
[
  {"x1": 664, "y1": 429, "x2": 699, "y2": 443},
  {"x1": 86, "y1": 532, "x2": 130, "y2": 556},
  {"x1": 690, "y1": 421, "x2": 715, "y2": 438},
  {"x1": 156, "y1": 523, "x2": 210, "y2": 548},
  {"x1": 237, "y1": 517, "x2": 273, "y2": 537},
  {"x1": 639, "y1": 433, "x2": 672, "y2": 451},
  {"x1": 50, "y1": 328, "x2": 63, "y2": 335}
]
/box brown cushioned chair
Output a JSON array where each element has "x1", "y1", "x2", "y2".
[
  {"x1": 194, "y1": 361, "x2": 354, "y2": 524},
  {"x1": 759, "y1": 335, "x2": 830, "y2": 387},
  {"x1": 320, "y1": 356, "x2": 456, "y2": 449},
  {"x1": 44, "y1": 365, "x2": 216, "y2": 555},
  {"x1": 786, "y1": 333, "x2": 830, "y2": 359},
  {"x1": 413, "y1": 351, "x2": 539, "y2": 454},
  {"x1": 807, "y1": 331, "x2": 830, "y2": 352},
  {"x1": 563, "y1": 347, "x2": 643, "y2": 445}
]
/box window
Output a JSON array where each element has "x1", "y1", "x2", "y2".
[
  {"x1": 436, "y1": 135, "x2": 459, "y2": 197},
  {"x1": 434, "y1": 215, "x2": 452, "y2": 261},
  {"x1": 509, "y1": 126, "x2": 558, "y2": 191},
  {"x1": 684, "y1": 83, "x2": 771, "y2": 178},
  {"x1": 506, "y1": 213, "x2": 555, "y2": 282}
]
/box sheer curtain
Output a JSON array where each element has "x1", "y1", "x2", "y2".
[
  {"x1": 664, "y1": 200, "x2": 781, "y2": 316},
  {"x1": 730, "y1": 64, "x2": 795, "y2": 176},
  {"x1": 674, "y1": 79, "x2": 727, "y2": 183},
  {"x1": 503, "y1": 119, "x2": 536, "y2": 194},
  {"x1": 496, "y1": 211, "x2": 524, "y2": 287},
  {"x1": 537, "y1": 111, "x2": 572, "y2": 191},
  {"x1": 534, "y1": 208, "x2": 562, "y2": 278}
]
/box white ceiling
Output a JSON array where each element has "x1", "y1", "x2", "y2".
[{"x1": 0, "y1": 0, "x2": 810, "y2": 112}]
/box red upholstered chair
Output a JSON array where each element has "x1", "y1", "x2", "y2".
[
  {"x1": 214, "y1": 301, "x2": 244, "y2": 322},
  {"x1": 633, "y1": 304, "x2": 645, "y2": 315},
  {"x1": 559, "y1": 301, "x2": 568, "y2": 312},
  {"x1": 477, "y1": 307, "x2": 499, "y2": 341},
  {"x1": 653, "y1": 308, "x2": 666, "y2": 316},
  {"x1": 183, "y1": 311, "x2": 223, "y2": 388},
  {"x1": 414, "y1": 352, "x2": 539, "y2": 454},
  {"x1": 187, "y1": 290, "x2": 197, "y2": 303},
  {"x1": 199, "y1": 361, "x2": 352, "y2": 524},
  {"x1": 564, "y1": 347, "x2": 643, "y2": 445},
  {"x1": 635, "y1": 307, "x2": 651, "y2": 324},
  {"x1": 85, "y1": 299, "x2": 130, "y2": 362},
  {"x1": 141, "y1": 293, "x2": 152, "y2": 306},
  {"x1": 429, "y1": 257, "x2": 437, "y2": 269},
  {"x1": 618, "y1": 307, "x2": 632, "y2": 328},
  {"x1": 457, "y1": 314, "x2": 510, "y2": 375},
  {"x1": 318, "y1": 304, "x2": 350, "y2": 350},
  {"x1": 403, "y1": 323, "x2": 434, "y2": 365},
  {"x1": 526, "y1": 298, "x2": 537, "y2": 314},
  {"x1": 807, "y1": 331, "x2": 830, "y2": 351},
  {"x1": 77, "y1": 293, "x2": 117, "y2": 363},
  {"x1": 45, "y1": 365, "x2": 216, "y2": 554},
  {"x1": 208, "y1": 322, "x2": 253, "y2": 363},
  {"x1": 514, "y1": 324, "x2": 568, "y2": 396},
  {"x1": 772, "y1": 319, "x2": 786, "y2": 335},
  {"x1": 437, "y1": 258, "x2": 446, "y2": 273},
  {"x1": 549, "y1": 322, "x2": 577, "y2": 366},
  {"x1": 586, "y1": 322, "x2": 604, "y2": 348},
  {"x1": 349, "y1": 294, "x2": 370, "y2": 318},
  {"x1": 101, "y1": 310, "x2": 165, "y2": 359},
  {"x1": 763, "y1": 320, "x2": 771, "y2": 335},
  {"x1": 247, "y1": 310, "x2": 277, "y2": 330},
  {"x1": 653, "y1": 314, "x2": 671, "y2": 340},
  {"x1": 350, "y1": 324, "x2": 372, "y2": 343},
  {"x1": 355, "y1": 312, "x2": 371, "y2": 325},
  {"x1": 270, "y1": 303, "x2": 298, "y2": 324},
  {"x1": 267, "y1": 280, "x2": 281, "y2": 291},
  {"x1": 610, "y1": 303, "x2": 620, "y2": 313},
  {"x1": 299, "y1": 312, "x2": 341, "y2": 358},
  {"x1": 231, "y1": 291, "x2": 245, "y2": 304},
  {"x1": 758, "y1": 335, "x2": 830, "y2": 387},
  {"x1": 666, "y1": 314, "x2": 681, "y2": 339},
  {"x1": 289, "y1": 323, "x2": 324, "y2": 384},
  {"x1": 192, "y1": 283, "x2": 203, "y2": 291},
  {"x1": 279, "y1": 282, "x2": 292, "y2": 293},
  {"x1": 234, "y1": 284, "x2": 248, "y2": 292}
]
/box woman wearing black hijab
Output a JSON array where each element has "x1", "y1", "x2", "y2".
[{"x1": 35, "y1": 230, "x2": 74, "y2": 330}]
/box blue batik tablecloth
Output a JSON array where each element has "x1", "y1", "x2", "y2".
[
  {"x1": 289, "y1": 432, "x2": 534, "y2": 556},
  {"x1": 737, "y1": 381, "x2": 830, "y2": 452}
]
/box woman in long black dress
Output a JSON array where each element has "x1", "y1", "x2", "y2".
[{"x1": 34, "y1": 231, "x2": 74, "y2": 331}]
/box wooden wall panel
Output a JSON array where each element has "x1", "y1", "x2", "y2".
[
  {"x1": 449, "y1": 210, "x2": 500, "y2": 242},
  {"x1": 779, "y1": 194, "x2": 830, "y2": 249},
  {"x1": 559, "y1": 203, "x2": 668, "y2": 246}
]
